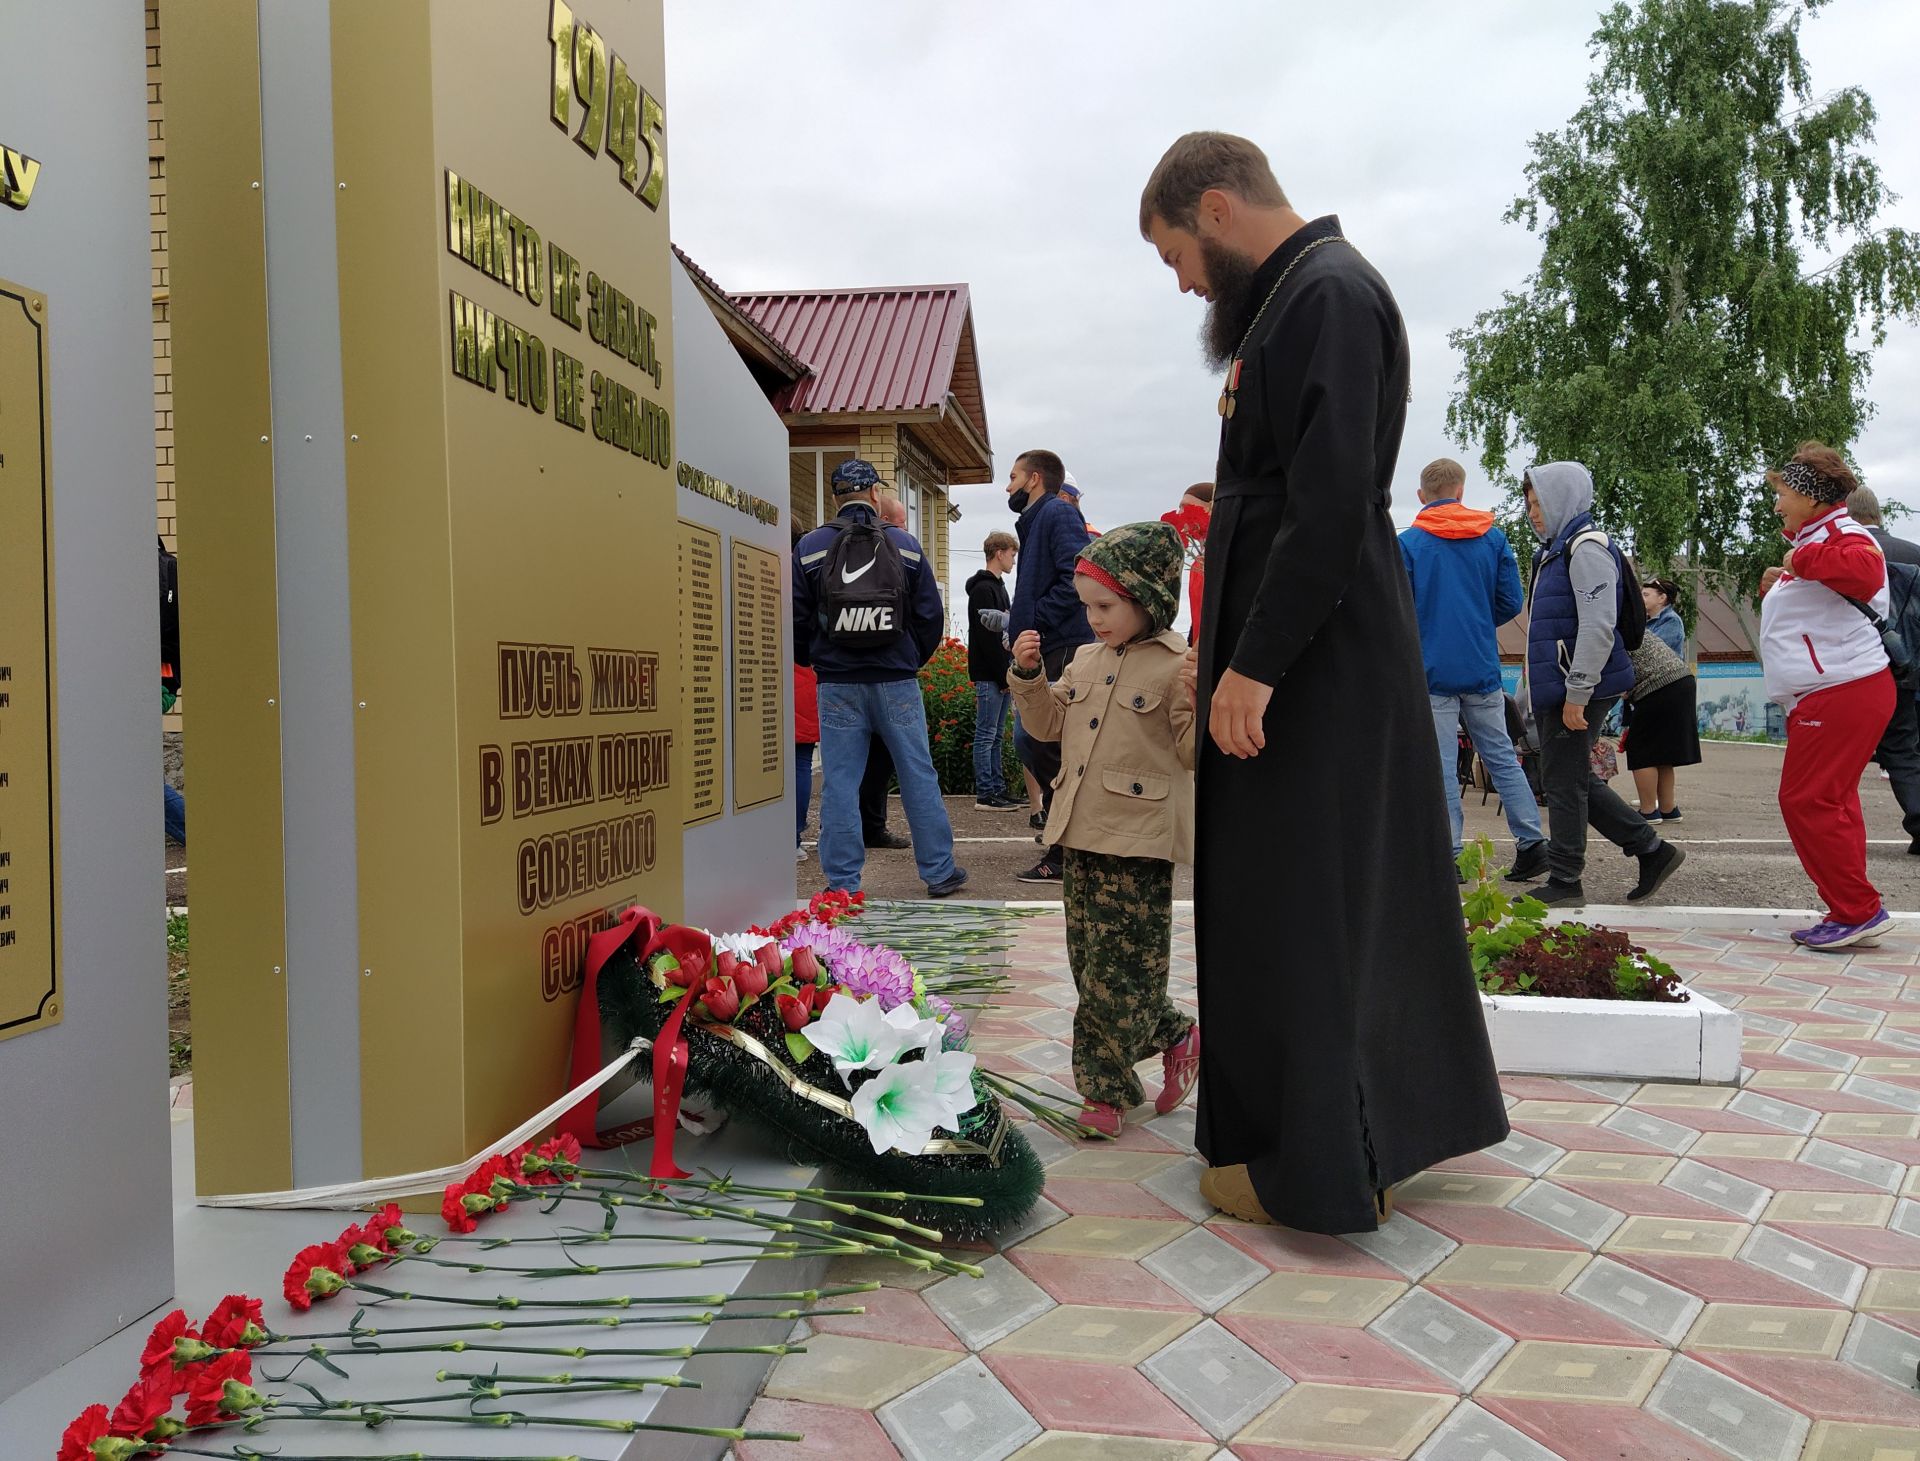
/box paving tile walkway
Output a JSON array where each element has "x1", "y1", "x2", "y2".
[{"x1": 743, "y1": 910, "x2": 1920, "y2": 1461}]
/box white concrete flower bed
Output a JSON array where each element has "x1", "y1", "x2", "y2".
[{"x1": 1481, "y1": 984, "x2": 1744, "y2": 1084}]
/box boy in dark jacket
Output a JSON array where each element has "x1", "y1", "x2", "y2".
[
  {"x1": 1006, "y1": 448, "x2": 1095, "y2": 881},
  {"x1": 967, "y1": 531, "x2": 1021, "y2": 809},
  {"x1": 793, "y1": 460, "x2": 965, "y2": 898}
]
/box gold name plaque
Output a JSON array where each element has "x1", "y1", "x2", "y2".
[{"x1": 0, "y1": 280, "x2": 60, "y2": 1040}]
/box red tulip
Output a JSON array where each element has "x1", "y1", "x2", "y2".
[
  {"x1": 715, "y1": 949, "x2": 743, "y2": 984},
  {"x1": 754, "y1": 941, "x2": 784, "y2": 982},
  {"x1": 777, "y1": 993, "x2": 812, "y2": 1031},
  {"x1": 699, "y1": 975, "x2": 741, "y2": 1023},
  {"x1": 650, "y1": 925, "x2": 713, "y2": 989},
  {"x1": 733, "y1": 955, "x2": 769, "y2": 999},
  {"x1": 789, "y1": 946, "x2": 820, "y2": 983}
]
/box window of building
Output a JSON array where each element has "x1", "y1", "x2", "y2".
[{"x1": 788, "y1": 446, "x2": 857, "y2": 532}]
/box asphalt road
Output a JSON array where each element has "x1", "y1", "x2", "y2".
[{"x1": 819, "y1": 738, "x2": 1920, "y2": 912}]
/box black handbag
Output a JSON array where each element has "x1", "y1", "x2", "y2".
[{"x1": 1842, "y1": 593, "x2": 1913, "y2": 685}]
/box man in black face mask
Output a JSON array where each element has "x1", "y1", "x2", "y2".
[{"x1": 1006, "y1": 448, "x2": 1094, "y2": 883}]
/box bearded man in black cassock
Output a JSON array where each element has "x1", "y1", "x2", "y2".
[{"x1": 1140, "y1": 132, "x2": 1509, "y2": 1234}]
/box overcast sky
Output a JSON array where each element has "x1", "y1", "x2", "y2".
[{"x1": 663, "y1": 0, "x2": 1920, "y2": 606}]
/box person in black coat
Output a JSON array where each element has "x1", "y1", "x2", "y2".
[{"x1": 966, "y1": 531, "x2": 1022, "y2": 809}]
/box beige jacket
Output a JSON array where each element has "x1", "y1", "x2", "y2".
[{"x1": 1007, "y1": 629, "x2": 1195, "y2": 864}]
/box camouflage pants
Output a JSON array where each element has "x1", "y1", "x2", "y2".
[{"x1": 1062, "y1": 848, "x2": 1192, "y2": 1109}]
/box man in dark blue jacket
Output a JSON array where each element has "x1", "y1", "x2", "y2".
[
  {"x1": 793, "y1": 461, "x2": 966, "y2": 898},
  {"x1": 1006, "y1": 447, "x2": 1095, "y2": 882},
  {"x1": 1399, "y1": 459, "x2": 1547, "y2": 880}
]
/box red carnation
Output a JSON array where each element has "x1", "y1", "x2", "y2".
[
  {"x1": 522, "y1": 1132, "x2": 582, "y2": 1184},
  {"x1": 201, "y1": 1294, "x2": 267, "y2": 1351},
  {"x1": 57, "y1": 1405, "x2": 112, "y2": 1461},
  {"x1": 698, "y1": 974, "x2": 741, "y2": 1023},
  {"x1": 184, "y1": 1350, "x2": 260, "y2": 1428},
  {"x1": 368, "y1": 1200, "x2": 416, "y2": 1248},
  {"x1": 139, "y1": 1311, "x2": 194, "y2": 1376},
  {"x1": 109, "y1": 1368, "x2": 175, "y2": 1441},
  {"x1": 281, "y1": 1241, "x2": 351, "y2": 1311}
]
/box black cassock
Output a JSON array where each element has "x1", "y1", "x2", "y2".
[{"x1": 1194, "y1": 216, "x2": 1509, "y2": 1234}]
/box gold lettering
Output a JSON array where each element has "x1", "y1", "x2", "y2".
[
  {"x1": 637, "y1": 89, "x2": 665, "y2": 210},
  {"x1": 572, "y1": 21, "x2": 608, "y2": 158},
  {"x1": 548, "y1": 0, "x2": 575, "y2": 133},
  {"x1": 607, "y1": 56, "x2": 640, "y2": 190},
  {"x1": 0, "y1": 146, "x2": 42, "y2": 211}
]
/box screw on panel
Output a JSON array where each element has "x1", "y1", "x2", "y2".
[
  {"x1": 362, "y1": 969, "x2": 372, "y2": 978},
  {"x1": 357, "y1": 701, "x2": 367, "y2": 709},
  {"x1": 266, "y1": 698, "x2": 276, "y2": 707},
  {"x1": 272, "y1": 966, "x2": 282, "y2": 975},
  {"x1": 338, "y1": 182, "x2": 347, "y2": 190},
  {"x1": 304, "y1": 434, "x2": 312, "y2": 442},
  {"x1": 260, "y1": 435, "x2": 269, "y2": 443},
  {"x1": 250, "y1": 181, "x2": 260, "y2": 190},
  {"x1": 349, "y1": 434, "x2": 360, "y2": 443}
]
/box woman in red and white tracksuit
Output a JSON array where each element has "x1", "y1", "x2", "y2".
[{"x1": 1759, "y1": 445, "x2": 1896, "y2": 950}]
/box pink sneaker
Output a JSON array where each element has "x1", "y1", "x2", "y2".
[
  {"x1": 1156, "y1": 1025, "x2": 1201, "y2": 1116},
  {"x1": 1078, "y1": 1102, "x2": 1124, "y2": 1140}
]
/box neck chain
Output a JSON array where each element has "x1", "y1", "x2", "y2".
[{"x1": 1218, "y1": 234, "x2": 1348, "y2": 419}]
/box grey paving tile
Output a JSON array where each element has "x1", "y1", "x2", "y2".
[
  {"x1": 1739, "y1": 1011, "x2": 1799, "y2": 1037},
  {"x1": 1894, "y1": 1198, "x2": 1920, "y2": 1240},
  {"x1": 1015, "y1": 1042, "x2": 1074, "y2": 1075},
  {"x1": 1019, "y1": 1122, "x2": 1075, "y2": 1169},
  {"x1": 1816, "y1": 998, "x2": 1886, "y2": 1025},
  {"x1": 1021, "y1": 1006, "x2": 1075, "y2": 1039},
  {"x1": 1141, "y1": 1224, "x2": 1267, "y2": 1313},
  {"x1": 1343, "y1": 1211, "x2": 1458, "y2": 1281},
  {"x1": 1739, "y1": 1225, "x2": 1867, "y2": 1306},
  {"x1": 1841, "y1": 1312, "x2": 1920, "y2": 1394},
  {"x1": 1140, "y1": 1318, "x2": 1290, "y2": 1441},
  {"x1": 1032, "y1": 983, "x2": 1079, "y2": 1009},
  {"x1": 1509, "y1": 1181, "x2": 1624, "y2": 1248},
  {"x1": 992, "y1": 1195, "x2": 1068, "y2": 1252},
  {"x1": 1484, "y1": 1129, "x2": 1566, "y2": 1177},
  {"x1": 1141, "y1": 1155, "x2": 1218, "y2": 1224},
  {"x1": 1369, "y1": 1287, "x2": 1511, "y2": 1391},
  {"x1": 1663, "y1": 1158, "x2": 1773, "y2": 1221},
  {"x1": 1844, "y1": 1074, "x2": 1920, "y2": 1112},
  {"x1": 1801, "y1": 1137, "x2": 1905, "y2": 1192},
  {"x1": 1603, "y1": 1106, "x2": 1700, "y2": 1153},
  {"x1": 1879, "y1": 1027, "x2": 1920, "y2": 1054},
  {"x1": 1777, "y1": 1038, "x2": 1859, "y2": 1071},
  {"x1": 924, "y1": 1255, "x2": 1056, "y2": 1349},
  {"x1": 1561, "y1": 1078, "x2": 1641, "y2": 1103},
  {"x1": 1726, "y1": 1090, "x2": 1820, "y2": 1133},
  {"x1": 878, "y1": 1356, "x2": 1042, "y2": 1461},
  {"x1": 1412, "y1": 1401, "x2": 1563, "y2": 1461},
  {"x1": 1144, "y1": 1103, "x2": 1197, "y2": 1152},
  {"x1": 1564, "y1": 1255, "x2": 1703, "y2": 1344},
  {"x1": 1645, "y1": 1353, "x2": 1808, "y2": 1461}
]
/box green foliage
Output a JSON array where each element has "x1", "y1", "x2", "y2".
[
  {"x1": 166, "y1": 911, "x2": 192, "y2": 1077},
  {"x1": 1448, "y1": 0, "x2": 1920, "y2": 599},
  {"x1": 167, "y1": 911, "x2": 189, "y2": 960},
  {"x1": 918, "y1": 638, "x2": 1019, "y2": 796},
  {"x1": 1458, "y1": 838, "x2": 1688, "y2": 1001}
]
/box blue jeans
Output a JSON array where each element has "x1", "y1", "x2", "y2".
[
  {"x1": 164, "y1": 783, "x2": 186, "y2": 846},
  {"x1": 972, "y1": 681, "x2": 1009, "y2": 798},
  {"x1": 795, "y1": 741, "x2": 815, "y2": 846},
  {"x1": 1430, "y1": 689, "x2": 1544, "y2": 856},
  {"x1": 817, "y1": 679, "x2": 958, "y2": 891}
]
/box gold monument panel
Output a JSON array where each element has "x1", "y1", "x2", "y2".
[
  {"x1": 680, "y1": 520, "x2": 723, "y2": 826},
  {"x1": 730, "y1": 541, "x2": 784, "y2": 813},
  {"x1": 0, "y1": 280, "x2": 59, "y2": 1041}
]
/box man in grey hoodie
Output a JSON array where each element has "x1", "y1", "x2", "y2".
[{"x1": 1521, "y1": 462, "x2": 1685, "y2": 907}]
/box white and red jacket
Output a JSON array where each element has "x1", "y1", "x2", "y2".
[{"x1": 1759, "y1": 506, "x2": 1889, "y2": 710}]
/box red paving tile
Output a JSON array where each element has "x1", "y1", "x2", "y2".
[
  {"x1": 1500, "y1": 1076, "x2": 1595, "y2": 1102},
  {"x1": 1776, "y1": 1223, "x2": 1920, "y2": 1268},
  {"x1": 1556, "y1": 1178, "x2": 1744, "y2": 1222},
  {"x1": 802, "y1": 1284, "x2": 965, "y2": 1351},
  {"x1": 1043, "y1": 1178, "x2": 1188, "y2": 1221},
  {"x1": 983, "y1": 1354, "x2": 1211, "y2": 1441},
  {"x1": 1216, "y1": 1315, "x2": 1453, "y2": 1392},
  {"x1": 1233, "y1": 1449, "x2": 1391, "y2": 1461},
  {"x1": 738, "y1": 1398, "x2": 902, "y2": 1461},
  {"x1": 1006, "y1": 1250, "x2": 1194, "y2": 1311},
  {"x1": 1398, "y1": 1201, "x2": 1589, "y2": 1251},
  {"x1": 1684, "y1": 1154, "x2": 1884, "y2": 1192},
  {"x1": 1612, "y1": 1253, "x2": 1843, "y2": 1306},
  {"x1": 1479, "y1": 1396, "x2": 1736, "y2": 1461},
  {"x1": 1428, "y1": 1283, "x2": 1661, "y2": 1346},
  {"x1": 1693, "y1": 1352, "x2": 1920, "y2": 1424},
  {"x1": 1206, "y1": 1220, "x2": 1404, "y2": 1278}
]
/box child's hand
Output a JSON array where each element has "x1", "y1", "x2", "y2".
[{"x1": 1013, "y1": 630, "x2": 1043, "y2": 672}]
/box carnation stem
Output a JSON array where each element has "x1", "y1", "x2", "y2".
[
  {"x1": 274, "y1": 1304, "x2": 858, "y2": 1345},
  {"x1": 254, "y1": 1405, "x2": 802, "y2": 1440},
  {"x1": 348, "y1": 1279, "x2": 877, "y2": 1309}
]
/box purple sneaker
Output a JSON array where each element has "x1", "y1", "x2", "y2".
[
  {"x1": 1791, "y1": 920, "x2": 1837, "y2": 945},
  {"x1": 1796, "y1": 911, "x2": 1890, "y2": 951}
]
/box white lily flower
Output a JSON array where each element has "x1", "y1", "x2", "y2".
[
  {"x1": 711, "y1": 931, "x2": 775, "y2": 962},
  {"x1": 806, "y1": 992, "x2": 914, "y2": 1078},
  {"x1": 881, "y1": 999, "x2": 941, "y2": 1052},
  {"x1": 849, "y1": 1061, "x2": 947, "y2": 1155},
  {"x1": 922, "y1": 1047, "x2": 979, "y2": 1127}
]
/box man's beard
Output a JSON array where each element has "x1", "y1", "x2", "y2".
[{"x1": 1199, "y1": 236, "x2": 1261, "y2": 372}]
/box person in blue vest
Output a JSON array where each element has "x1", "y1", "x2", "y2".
[{"x1": 1521, "y1": 462, "x2": 1686, "y2": 907}]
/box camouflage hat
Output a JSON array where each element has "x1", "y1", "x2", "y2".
[
  {"x1": 1076, "y1": 521, "x2": 1184, "y2": 635},
  {"x1": 830, "y1": 459, "x2": 882, "y2": 494}
]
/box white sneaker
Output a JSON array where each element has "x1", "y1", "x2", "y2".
[{"x1": 795, "y1": 844, "x2": 808, "y2": 862}]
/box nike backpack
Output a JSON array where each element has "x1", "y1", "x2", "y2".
[{"x1": 817, "y1": 515, "x2": 909, "y2": 648}]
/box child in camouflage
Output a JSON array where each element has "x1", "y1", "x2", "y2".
[{"x1": 1008, "y1": 521, "x2": 1200, "y2": 1138}]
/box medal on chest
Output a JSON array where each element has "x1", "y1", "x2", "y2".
[{"x1": 1217, "y1": 358, "x2": 1242, "y2": 419}]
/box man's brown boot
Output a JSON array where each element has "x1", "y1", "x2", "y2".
[{"x1": 1198, "y1": 1164, "x2": 1275, "y2": 1225}]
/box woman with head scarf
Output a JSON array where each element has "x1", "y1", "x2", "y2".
[{"x1": 1624, "y1": 577, "x2": 1700, "y2": 821}]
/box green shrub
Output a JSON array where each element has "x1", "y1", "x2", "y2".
[{"x1": 918, "y1": 638, "x2": 1019, "y2": 796}]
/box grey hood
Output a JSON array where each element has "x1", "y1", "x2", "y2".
[{"x1": 1524, "y1": 461, "x2": 1595, "y2": 543}]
